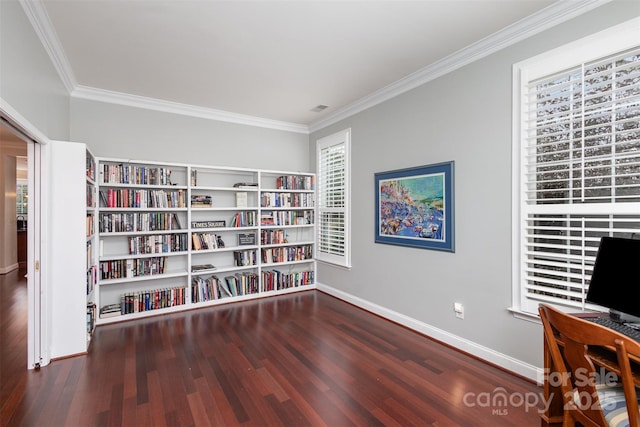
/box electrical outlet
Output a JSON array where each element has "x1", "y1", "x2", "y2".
[{"x1": 454, "y1": 302, "x2": 464, "y2": 319}]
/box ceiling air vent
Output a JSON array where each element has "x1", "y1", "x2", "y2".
[{"x1": 310, "y1": 105, "x2": 329, "y2": 112}]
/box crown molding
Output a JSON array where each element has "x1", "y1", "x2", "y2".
[
  {"x1": 20, "y1": 0, "x2": 76, "y2": 93},
  {"x1": 308, "y1": 0, "x2": 611, "y2": 133},
  {"x1": 72, "y1": 86, "x2": 310, "y2": 134},
  {"x1": 21, "y1": 0, "x2": 308, "y2": 134},
  {"x1": 22, "y1": 0, "x2": 610, "y2": 135}
]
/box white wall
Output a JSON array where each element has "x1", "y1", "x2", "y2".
[
  {"x1": 310, "y1": 0, "x2": 640, "y2": 376},
  {"x1": 70, "y1": 99, "x2": 310, "y2": 172},
  {"x1": 0, "y1": 0, "x2": 70, "y2": 140}
]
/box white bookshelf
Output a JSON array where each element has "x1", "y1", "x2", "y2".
[
  {"x1": 94, "y1": 159, "x2": 315, "y2": 324},
  {"x1": 86, "y1": 148, "x2": 97, "y2": 344}
]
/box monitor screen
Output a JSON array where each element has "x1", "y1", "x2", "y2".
[{"x1": 586, "y1": 236, "x2": 640, "y2": 319}]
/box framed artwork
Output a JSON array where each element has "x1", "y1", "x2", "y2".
[{"x1": 375, "y1": 161, "x2": 455, "y2": 252}]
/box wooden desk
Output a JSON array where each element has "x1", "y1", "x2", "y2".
[{"x1": 541, "y1": 313, "x2": 640, "y2": 427}]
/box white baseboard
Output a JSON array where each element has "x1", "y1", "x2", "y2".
[
  {"x1": 0, "y1": 263, "x2": 19, "y2": 275},
  {"x1": 316, "y1": 282, "x2": 541, "y2": 383}
]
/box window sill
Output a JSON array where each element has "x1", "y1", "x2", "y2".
[{"x1": 508, "y1": 307, "x2": 541, "y2": 324}]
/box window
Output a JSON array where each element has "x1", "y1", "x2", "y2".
[
  {"x1": 316, "y1": 129, "x2": 351, "y2": 268},
  {"x1": 16, "y1": 182, "x2": 28, "y2": 215},
  {"x1": 512, "y1": 19, "x2": 640, "y2": 316}
]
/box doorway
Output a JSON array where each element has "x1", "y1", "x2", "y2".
[{"x1": 1, "y1": 118, "x2": 43, "y2": 369}]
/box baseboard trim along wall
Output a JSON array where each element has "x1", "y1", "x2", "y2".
[
  {"x1": 0, "y1": 263, "x2": 19, "y2": 275},
  {"x1": 315, "y1": 282, "x2": 541, "y2": 383}
]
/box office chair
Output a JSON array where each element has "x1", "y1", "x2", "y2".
[{"x1": 539, "y1": 304, "x2": 640, "y2": 427}]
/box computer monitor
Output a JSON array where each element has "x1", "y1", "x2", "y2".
[{"x1": 586, "y1": 236, "x2": 640, "y2": 322}]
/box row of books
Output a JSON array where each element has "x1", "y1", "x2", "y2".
[
  {"x1": 191, "y1": 272, "x2": 259, "y2": 302},
  {"x1": 87, "y1": 241, "x2": 94, "y2": 269},
  {"x1": 87, "y1": 302, "x2": 96, "y2": 334},
  {"x1": 100, "y1": 285, "x2": 187, "y2": 317},
  {"x1": 261, "y1": 245, "x2": 312, "y2": 264},
  {"x1": 234, "y1": 249, "x2": 257, "y2": 266},
  {"x1": 260, "y1": 229, "x2": 287, "y2": 245},
  {"x1": 260, "y1": 210, "x2": 314, "y2": 226},
  {"x1": 262, "y1": 269, "x2": 314, "y2": 291},
  {"x1": 191, "y1": 194, "x2": 212, "y2": 207},
  {"x1": 224, "y1": 272, "x2": 259, "y2": 296},
  {"x1": 100, "y1": 256, "x2": 167, "y2": 280},
  {"x1": 87, "y1": 265, "x2": 97, "y2": 296},
  {"x1": 192, "y1": 233, "x2": 224, "y2": 251},
  {"x1": 230, "y1": 211, "x2": 257, "y2": 227},
  {"x1": 97, "y1": 269, "x2": 313, "y2": 319},
  {"x1": 100, "y1": 188, "x2": 186, "y2": 209},
  {"x1": 86, "y1": 214, "x2": 95, "y2": 237},
  {"x1": 128, "y1": 234, "x2": 188, "y2": 255},
  {"x1": 99, "y1": 212, "x2": 182, "y2": 233},
  {"x1": 191, "y1": 276, "x2": 221, "y2": 302},
  {"x1": 260, "y1": 192, "x2": 314, "y2": 208},
  {"x1": 86, "y1": 153, "x2": 96, "y2": 182},
  {"x1": 276, "y1": 175, "x2": 314, "y2": 190},
  {"x1": 86, "y1": 183, "x2": 96, "y2": 208},
  {"x1": 102, "y1": 164, "x2": 174, "y2": 186}
]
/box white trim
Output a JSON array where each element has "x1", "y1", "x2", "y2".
[
  {"x1": 511, "y1": 17, "x2": 640, "y2": 316},
  {"x1": 23, "y1": 0, "x2": 609, "y2": 134},
  {"x1": 0, "y1": 98, "x2": 50, "y2": 145},
  {"x1": 1, "y1": 99, "x2": 50, "y2": 369},
  {"x1": 19, "y1": 0, "x2": 76, "y2": 93},
  {"x1": 309, "y1": 0, "x2": 611, "y2": 133},
  {"x1": 0, "y1": 264, "x2": 19, "y2": 274},
  {"x1": 315, "y1": 129, "x2": 351, "y2": 268},
  {"x1": 72, "y1": 86, "x2": 309, "y2": 135},
  {"x1": 514, "y1": 15, "x2": 640, "y2": 80},
  {"x1": 316, "y1": 282, "x2": 540, "y2": 382}
]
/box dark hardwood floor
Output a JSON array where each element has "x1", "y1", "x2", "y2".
[{"x1": 1, "y1": 270, "x2": 543, "y2": 426}]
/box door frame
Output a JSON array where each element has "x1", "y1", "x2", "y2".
[{"x1": 1, "y1": 102, "x2": 49, "y2": 369}]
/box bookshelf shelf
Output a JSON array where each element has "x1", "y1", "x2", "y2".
[
  {"x1": 99, "y1": 251, "x2": 189, "y2": 261},
  {"x1": 99, "y1": 183, "x2": 188, "y2": 190},
  {"x1": 190, "y1": 226, "x2": 258, "y2": 232},
  {"x1": 99, "y1": 207, "x2": 188, "y2": 212},
  {"x1": 98, "y1": 302, "x2": 188, "y2": 324},
  {"x1": 191, "y1": 186, "x2": 259, "y2": 192},
  {"x1": 261, "y1": 241, "x2": 315, "y2": 249},
  {"x1": 190, "y1": 207, "x2": 258, "y2": 211},
  {"x1": 93, "y1": 159, "x2": 315, "y2": 325},
  {"x1": 262, "y1": 259, "x2": 314, "y2": 267},
  {"x1": 100, "y1": 230, "x2": 189, "y2": 237},
  {"x1": 261, "y1": 224, "x2": 314, "y2": 229},
  {"x1": 98, "y1": 271, "x2": 189, "y2": 285},
  {"x1": 192, "y1": 245, "x2": 259, "y2": 254},
  {"x1": 195, "y1": 265, "x2": 258, "y2": 275}
]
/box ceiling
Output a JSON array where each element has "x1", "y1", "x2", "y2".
[{"x1": 29, "y1": 0, "x2": 595, "y2": 131}]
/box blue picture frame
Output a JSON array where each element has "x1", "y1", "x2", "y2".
[{"x1": 375, "y1": 161, "x2": 455, "y2": 252}]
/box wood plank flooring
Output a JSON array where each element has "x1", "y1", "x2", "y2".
[{"x1": 1, "y1": 270, "x2": 544, "y2": 426}]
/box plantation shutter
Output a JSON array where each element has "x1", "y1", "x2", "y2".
[
  {"x1": 519, "y1": 47, "x2": 640, "y2": 314},
  {"x1": 317, "y1": 130, "x2": 350, "y2": 266}
]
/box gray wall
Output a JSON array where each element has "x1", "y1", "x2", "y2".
[
  {"x1": 310, "y1": 1, "x2": 640, "y2": 368},
  {"x1": 0, "y1": 1, "x2": 70, "y2": 140},
  {"x1": 70, "y1": 99, "x2": 310, "y2": 171}
]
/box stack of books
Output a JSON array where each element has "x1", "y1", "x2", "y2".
[
  {"x1": 191, "y1": 195, "x2": 212, "y2": 207},
  {"x1": 100, "y1": 303, "x2": 122, "y2": 318}
]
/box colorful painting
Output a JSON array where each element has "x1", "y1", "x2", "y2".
[{"x1": 375, "y1": 162, "x2": 454, "y2": 252}]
